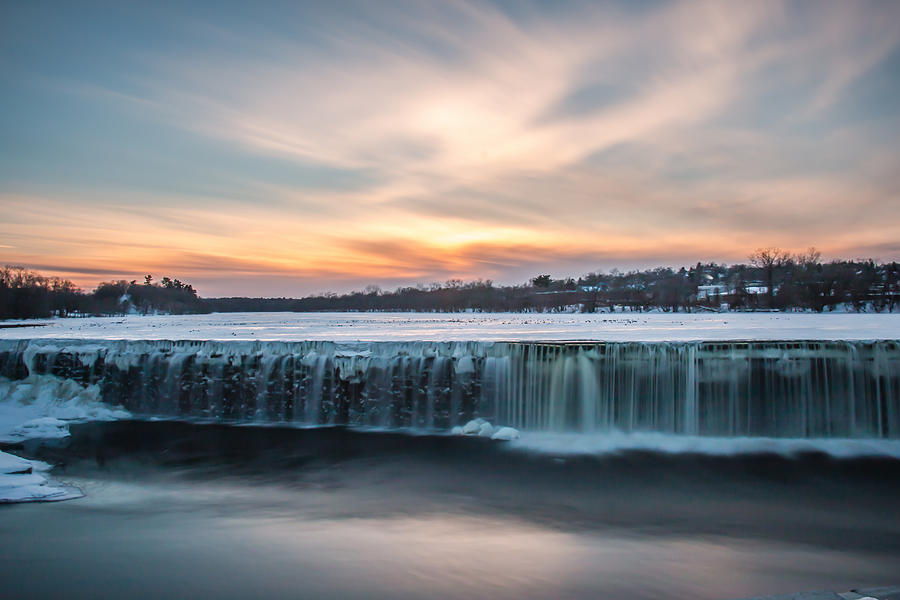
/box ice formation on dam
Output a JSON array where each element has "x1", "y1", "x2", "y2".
[
  {"x1": 1, "y1": 338, "x2": 897, "y2": 439},
  {"x1": 0, "y1": 374, "x2": 129, "y2": 444}
]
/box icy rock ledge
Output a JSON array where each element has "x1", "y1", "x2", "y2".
[
  {"x1": 0, "y1": 375, "x2": 130, "y2": 444},
  {"x1": 451, "y1": 419, "x2": 520, "y2": 441},
  {"x1": 0, "y1": 450, "x2": 83, "y2": 503},
  {"x1": 0, "y1": 374, "x2": 129, "y2": 503}
]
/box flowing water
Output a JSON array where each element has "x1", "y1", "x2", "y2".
[{"x1": 2, "y1": 339, "x2": 898, "y2": 438}]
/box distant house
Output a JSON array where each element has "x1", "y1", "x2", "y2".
[
  {"x1": 697, "y1": 284, "x2": 728, "y2": 300},
  {"x1": 745, "y1": 283, "x2": 772, "y2": 295}
]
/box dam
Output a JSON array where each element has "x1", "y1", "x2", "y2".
[{"x1": 2, "y1": 337, "x2": 898, "y2": 439}]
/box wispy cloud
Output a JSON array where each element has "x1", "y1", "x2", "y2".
[{"x1": 2, "y1": 0, "x2": 899, "y2": 295}]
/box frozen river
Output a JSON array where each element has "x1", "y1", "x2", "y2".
[{"x1": 3, "y1": 311, "x2": 900, "y2": 342}]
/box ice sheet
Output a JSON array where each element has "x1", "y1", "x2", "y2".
[
  {"x1": 3, "y1": 311, "x2": 899, "y2": 342},
  {"x1": 0, "y1": 450, "x2": 83, "y2": 503}
]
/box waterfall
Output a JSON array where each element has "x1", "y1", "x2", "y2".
[{"x1": 1, "y1": 338, "x2": 898, "y2": 438}]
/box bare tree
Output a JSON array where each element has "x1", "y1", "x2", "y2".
[
  {"x1": 749, "y1": 247, "x2": 791, "y2": 308},
  {"x1": 795, "y1": 247, "x2": 821, "y2": 268}
]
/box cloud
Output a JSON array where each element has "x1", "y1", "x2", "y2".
[
  {"x1": 128, "y1": 0, "x2": 898, "y2": 185},
  {"x1": 139, "y1": 1, "x2": 758, "y2": 178},
  {"x1": 2, "y1": 0, "x2": 899, "y2": 295}
]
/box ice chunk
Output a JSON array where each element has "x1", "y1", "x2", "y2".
[
  {"x1": 456, "y1": 421, "x2": 518, "y2": 440},
  {"x1": 461, "y1": 418, "x2": 487, "y2": 435},
  {"x1": 0, "y1": 473, "x2": 83, "y2": 503},
  {"x1": 11, "y1": 417, "x2": 69, "y2": 440},
  {"x1": 478, "y1": 422, "x2": 495, "y2": 437},
  {"x1": 491, "y1": 427, "x2": 521, "y2": 441},
  {"x1": 458, "y1": 418, "x2": 496, "y2": 436},
  {"x1": 0, "y1": 450, "x2": 82, "y2": 504},
  {"x1": 0, "y1": 450, "x2": 34, "y2": 474}
]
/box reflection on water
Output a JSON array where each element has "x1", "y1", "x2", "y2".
[{"x1": 2, "y1": 422, "x2": 899, "y2": 599}]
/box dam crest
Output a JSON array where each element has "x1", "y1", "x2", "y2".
[{"x1": 1, "y1": 338, "x2": 898, "y2": 438}]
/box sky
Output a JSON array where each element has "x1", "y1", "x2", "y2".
[{"x1": 2, "y1": 0, "x2": 899, "y2": 297}]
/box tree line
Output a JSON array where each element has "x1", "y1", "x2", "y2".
[
  {"x1": 2, "y1": 248, "x2": 899, "y2": 319},
  {"x1": 0, "y1": 267, "x2": 206, "y2": 320},
  {"x1": 209, "y1": 248, "x2": 899, "y2": 314}
]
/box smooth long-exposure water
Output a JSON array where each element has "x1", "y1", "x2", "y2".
[
  {"x1": 2, "y1": 421, "x2": 899, "y2": 599},
  {"x1": 4, "y1": 338, "x2": 899, "y2": 438}
]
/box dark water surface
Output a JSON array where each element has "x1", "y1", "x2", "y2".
[{"x1": 2, "y1": 422, "x2": 899, "y2": 599}]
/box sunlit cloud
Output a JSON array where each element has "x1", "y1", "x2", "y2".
[{"x1": 1, "y1": 0, "x2": 899, "y2": 295}]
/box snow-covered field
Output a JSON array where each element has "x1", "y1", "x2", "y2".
[{"x1": 3, "y1": 311, "x2": 900, "y2": 342}]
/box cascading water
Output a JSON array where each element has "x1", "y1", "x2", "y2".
[{"x1": 1, "y1": 338, "x2": 898, "y2": 438}]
